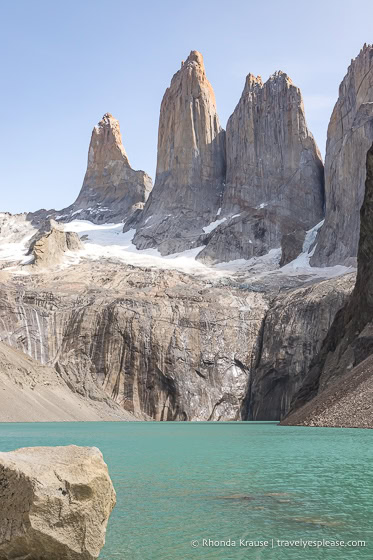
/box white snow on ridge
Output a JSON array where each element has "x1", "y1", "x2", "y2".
[
  {"x1": 0, "y1": 214, "x2": 355, "y2": 282},
  {"x1": 0, "y1": 213, "x2": 37, "y2": 264},
  {"x1": 62, "y1": 220, "x2": 210, "y2": 275},
  {"x1": 281, "y1": 220, "x2": 353, "y2": 279},
  {"x1": 202, "y1": 217, "x2": 227, "y2": 234},
  {"x1": 283, "y1": 220, "x2": 323, "y2": 270}
]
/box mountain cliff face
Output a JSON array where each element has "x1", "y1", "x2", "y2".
[
  {"x1": 130, "y1": 51, "x2": 226, "y2": 255},
  {"x1": 197, "y1": 71, "x2": 324, "y2": 264},
  {"x1": 0, "y1": 256, "x2": 353, "y2": 422},
  {"x1": 0, "y1": 341, "x2": 135, "y2": 421},
  {"x1": 311, "y1": 44, "x2": 373, "y2": 267},
  {"x1": 247, "y1": 274, "x2": 354, "y2": 420},
  {"x1": 283, "y1": 143, "x2": 373, "y2": 427},
  {"x1": 0, "y1": 264, "x2": 267, "y2": 421}
]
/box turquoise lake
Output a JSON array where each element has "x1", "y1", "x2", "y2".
[{"x1": 0, "y1": 422, "x2": 372, "y2": 559}]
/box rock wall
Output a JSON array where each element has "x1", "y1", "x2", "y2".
[
  {"x1": 311, "y1": 44, "x2": 373, "y2": 267},
  {"x1": 197, "y1": 71, "x2": 324, "y2": 264},
  {"x1": 0, "y1": 258, "x2": 354, "y2": 421},
  {"x1": 284, "y1": 143, "x2": 373, "y2": 426},
  {"x1": 246, "y1": 274, "x2": 354, "y2": 420},
  {"x1": 0, "y1": 264, "x2": 268, "y2": 421},
  {"x1": 0, "y1": 341, "x2": 136, "y2": 421},
  {"x1": 131, "y1": 51, "x2": 226, "y2": 255}
]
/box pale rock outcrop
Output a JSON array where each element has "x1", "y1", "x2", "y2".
[
  {"x1": 131, "y1": 51, "x2": 226, "y2": 255},
  {"x1": 198, "y1": 71, "x2": 324, "y2": 264},
  {"x1": 0, "y1": 446, "x2": 115, "y2": 559},
  {"x1": 284, "y1": 142, "x2": 373, "y2": 427},
  {"x1": 32, "y1": 220, "x2": 82, "y2": 268},
  {"x1": 311, "y1": 44, "x2": 373, "y2": 266}
]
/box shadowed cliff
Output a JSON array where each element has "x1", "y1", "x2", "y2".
[{"x1": 283, "y1": 142, "x2": 373, "y2": 427}]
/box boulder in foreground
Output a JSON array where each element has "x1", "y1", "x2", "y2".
[{"x1": 0, "y1": 445, "x2": 116, "y2": 560}]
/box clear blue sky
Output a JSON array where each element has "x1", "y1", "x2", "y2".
[{"x1": 1, "y1": 0, "x2": 372, "y2": 214}]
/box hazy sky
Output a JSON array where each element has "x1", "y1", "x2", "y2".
[{"x1": 1, "y1": 0, "x2": 372, "y2": 214}]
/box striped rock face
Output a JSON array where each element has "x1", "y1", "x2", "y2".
[
  {"x1": 311, "y1": 44, "x2": 373, "y2": 267},
  {"x1": 197, "y1": 70, "x2": 325, "y2": 265},
  {"x1": 131, "y1": 50, "x2": 226, "y2": 255}
]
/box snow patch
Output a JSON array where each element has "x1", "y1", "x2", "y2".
[
  {"x1": 281, "y1": 220, "x2": 353, "y2": 279},
  {"x1": 284, "y1": 220, "x2": 324, "y2": 269},
  {"x1": 202, "y1": 217, "x2": 227, "y2": 234},
  {"x1": 61, "y1": 221, "x2": 209, "y2": 275},
  {"x1": 0, "y1": 213, "x2": 37, "y2": 264},
  {"x1": 215, "y1": 248, "x2": 282, "y2": 273}
]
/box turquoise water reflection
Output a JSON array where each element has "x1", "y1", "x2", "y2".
[{"x1": 0, "y1": 421, "x2": 372, "y2": 559}]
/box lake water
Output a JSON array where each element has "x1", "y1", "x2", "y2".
[{"x1": 0, "y1": 422, "x2": 372, "y2": 559}]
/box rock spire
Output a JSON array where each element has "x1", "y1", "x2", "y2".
[
  {"x1": 311, "y1": 44, "x2": 373, "y2": 266},
  {"x1": 70, "y1": 113, "x2": 152, "y2": 223},
  {"x1": 131, "y1": 50, "x2": 226, "y2": 255},
  {"x1": 197, "y1": 70, "x2": 324, "y2": 264}
]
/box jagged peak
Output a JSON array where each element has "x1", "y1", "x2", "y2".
[
  {"x1": 243, "y1": 70, "x2": 294, "y2": 94},
  {"x1": 185, "y1": 50, "x2": 204, "y2": 67},
  {"x1": 266, "y1": 71, "x2": 293, "y2": 88},
  {"x1": 348, "y1": 43, "x2": 373, "y2": 70},
  {"x1": 340, "y1": 43, "x2": 373, "y2": 97},
  {"x1": 95, "y1": 112, "x2": 117, "y2": 129},
  {"x1": 177, "y1": 50, "x2": 206, "y2": 76},
  {"x1": 359, "y1": 42, "x2": 372, "y2": 55},
  {"x1": 169, "y1": 49, "x2": 216, "y2": 103},
  {"x1": 90, "y1": 113, "x2": 129, "y2": 166},
  {"x1": 244, "y1": 73, "x2": 263, "y2": 90}
]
